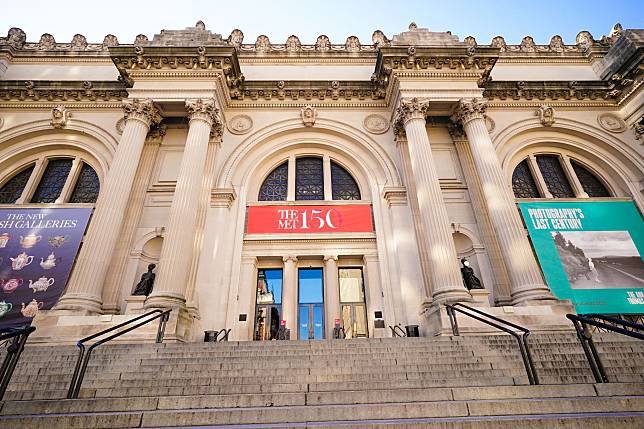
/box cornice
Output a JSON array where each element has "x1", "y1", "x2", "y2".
[
  {"x1": 482, "y1": 80, "x2": 627, "y2": 105},
  {"x1": 0, "y1": 80, "x2": 128, "y2": 104}
]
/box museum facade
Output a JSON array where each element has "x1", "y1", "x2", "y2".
[{"x1": 0, "y1": 21, "x2": 642, "y2": 342}]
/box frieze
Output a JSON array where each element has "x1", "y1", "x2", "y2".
[
  {"x1": 482, "y1": 80, "x2": 627, "y2": 103},
  {"x1": 0, "y1": 80, "x2": 128, "y2": 102}
]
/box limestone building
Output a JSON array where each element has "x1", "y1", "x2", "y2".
[{"x1": 0, "y1": 21, "x2": 642, "y2": 343}]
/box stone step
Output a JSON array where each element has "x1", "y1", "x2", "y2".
[{"x1": 1, "y1": 396, "x2": 642, "y2": 428}]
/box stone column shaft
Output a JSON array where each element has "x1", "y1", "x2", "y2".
[
  {"x1": 236, "y1": 256, "x2": 257, "y2": 341},
  {"x1": 454, "y1": 98, "x2": 553, "y2": 304},
  {"x1": 323, "y1": 255, "x2": 340, "y2": 338},
  {"x1": 146, "y1": 99, "x2": 221, "y2": 309},
  {"x1": 452, "y1": 136, "x2": 512, "y2": 305},
  {"x1": 57, "y1": 99, "x2": 159, "y2": 313},
  {"x1": 395, "y1": 98, "x2": 471, "y2": 304},
  {"x1": 282, "y1": 256, "x2": 298, "y2": 339},
  {"x1": 102, "y1": 130, "x2": 164, "y2": 313}
]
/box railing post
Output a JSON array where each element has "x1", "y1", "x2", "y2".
[
  {"x1": 446, "y1": 305, "x2": 459, "y2": 336},
  {"x1": 156, "y1": 310, "x2": 170, "y2": 344},
  {"x1": 571, "y1": 318, "x2": 604, "y2": 383},
  {"x1": 582, "y1": 322, "x2": 609, "y2": 383},
  {"x1": 522, "y1": 333, "x2": 539, "y2": 385},
  {"x1": 67, "y1": 345, "x2": 86, "y2": 399}
]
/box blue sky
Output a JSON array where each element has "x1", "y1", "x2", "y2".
[{"x1": 2, "y1": 0, "x2": 642, "y2": 46}]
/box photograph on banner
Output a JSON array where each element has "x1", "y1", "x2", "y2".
[
  {"x1": 519, "y1": 200, "x2": 644, "y2": 314},
  {"x1": 0, "y1": 207, "x2": 92, "y2": 329}
]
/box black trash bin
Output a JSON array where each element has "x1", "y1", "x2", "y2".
[
  {"x1": 204, "y1": 330, "x2": 218, "y2": 342},
  {"x1": 405, "y1": 325, "x2": 419, "y2": 337}
]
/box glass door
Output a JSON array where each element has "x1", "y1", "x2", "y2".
[
  {"x1": 254, "y1": 268, "x2": 283, "y2": 341},
  {"x1": 298, "y1": 268, "x2": 324, "y2": 340},
  {"x1": 339, "y1": 267, "x2": 368, "y2": 338}
]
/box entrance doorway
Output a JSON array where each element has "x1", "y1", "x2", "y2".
[
  {"x1": 298, "y1": 268, "x2": 324, "y2": 340},
  {"x1": 339, "y1": 267, "x2": 368, "y2": 338},
  {"x1": 254, "y1": 269, "x2": 283, "y2": 341}
]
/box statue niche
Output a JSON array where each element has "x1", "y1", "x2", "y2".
[{"x1": 460, "y1": 258, "x2": 484, "y2": 291}]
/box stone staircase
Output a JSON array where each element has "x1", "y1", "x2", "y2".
[{"x1": 0, "y1": 332, "x2": 643, "y2": 428}]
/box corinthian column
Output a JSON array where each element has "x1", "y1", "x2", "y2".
[
  {"x1": 56, "y1": 99, "x2": 160, "y2": 314},
  {"x1": 453, "y1": 98, "x2": 553, "y2": 304},
  {"x1": 394, "y1": 98, "x2": 471, "y2": 304},
  {"x1": 146, "y1": 99, "x2": 222, "y2": 309}
]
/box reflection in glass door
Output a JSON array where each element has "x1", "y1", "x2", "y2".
[
  {"x1": 339, "y1": 267, "x2": 368, "y2": 338},
  {"x1": 298, "y1": 268, "x2": 324, "y2": 340},
  {"x1": 254, "y1": 269, "x2": 283, "y2": 341}
]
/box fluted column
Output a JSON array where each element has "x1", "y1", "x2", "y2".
[
  {"x1": 394, "y1": 98, "x2": 471, "y2": 304},
  {"x1": 323, "y1": 255, "x2": 340, "y2": 338},
  {"x1": 453, "y1": 98, "x2": 554, "y2": 304},
  {"x1": 449, "y1": 125, "x2": 512, "y2": 305},
  {"x1": 282, "y1": 256, "x2": 298, "y2": 339},
  {"x1": 146, "y1": 99, "x2": 222, "y2": 309},
  {"x1": 101, "y1": 126, "x2": 165, "y2": 313},
  {"x1": 56, "y1": 99, "x2": 160, "y2": 314}
]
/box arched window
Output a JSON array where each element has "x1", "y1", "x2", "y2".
[
  {"x1": 331, "y1": 161, "x2": 361, "y2": 200},
  {"x1": 0, "y1": 157, "x2": 100, "y2": 204},
  {"x1": 511, "y1": 153, "x2": 611, "y2": 199},
  {"x1": 511, "y1": 160, "x2": 540, "y2": 199},
  {"x1": 256, "y1": 155, "x2": 362, "y2": 201},
  {"x1": 0, "y1": 165, "x2": 35, "y2": 204},
  {"x1": 295, "y1": 157, "x2": 324, "y2": 200},
  {"x1": 258, "y1": 162, "x2": 288, "y2": 201}
]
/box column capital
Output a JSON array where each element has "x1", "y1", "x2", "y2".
[
  {"x1": 393, "y1": 97, "x2": 430, "y2": 130},
  {"x1": 282, "y1": 255, "x2": 298, "y2": 263},
  {"x1": 145, "y1": 122, "x2": 167, "y2": 144},
  {"x1": 323, "y1": 255, "x2": 338, "y2": 262},
  {"x1": 447, "y1": 122, "x2": 467, "y2": 142},
  {"x1": 452, "y1": 97, "x2": 488, "y2": 125},
  {"x1": 122, "y1": 98, "x2": 160, "y2": 128},
  {"x1": 241, "y1": 255, "x2": 257, "y2": 266},
  {"x1": 186, "y1": 98, "x2": 220, "y2": 126}
]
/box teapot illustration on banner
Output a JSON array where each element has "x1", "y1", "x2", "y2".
[
  {"x1": 0, "y1": 232, "x2": 10, "y2": 248},
  {"x1": 2, "y1": 278, "x2": 23, "y2": 293},
  {"x1": 21, "y1": 299, "x2": 43, "y2": 318},
  {"x1": 48, "y1": 235, "x2": 69, "y2": 248},
  {"x1": 10, "y1": 252, "x2": 34, "y2": 270},
  {"x1": 20, "y1": 234, "x2": 42, "y2": 249},
  {"x1": 40, "y1": 253, "x2": 57, "y2": 270},
  {"x1": 0, "y1": 300, "x2": 12, "y2": 317},
  {"x1": 29, "y1": 277, "x2": 55, "y2": 293}
]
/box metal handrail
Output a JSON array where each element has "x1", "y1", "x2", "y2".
[
  {"x1": 67, "y1": 309, "x2": 171, "y2": 399},
  {"x1": 567, "y1": 313, "x2": 644, "y2": 383},
  {"x1": 216, "y1": 328, "x2": 231, "y2": 342},
  {"x1": 389, "y1": 325, "x2": 406, "y2": 337},
  {"x1": 0, "y1": 326, "x2": 36, "y2": 400},
  {"x1": 445, "y1": 303, "x2": 539, "y2": 385}
]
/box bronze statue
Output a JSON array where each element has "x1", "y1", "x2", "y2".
[
  {"x1": 132, "y1": 263, "x2": 156, "y2": 296},
  {"x1": 460, "y1": 258, "x2": 484, "y2": 290}
]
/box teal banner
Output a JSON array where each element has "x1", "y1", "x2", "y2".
[{"x1": 519, "y1": 200, "x2": 644, "y2": 314}]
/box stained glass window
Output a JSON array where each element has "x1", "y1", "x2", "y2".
[
  {"x1": 258, "y1": 162, "x2": 288, "y2": 201},
  {"x1": 295, "y1": 157, "x2": 324, "y2": 200},
  {"x1": 536, "y1": 155, "x2": 574, "y2": 198},
  {"x1": 331, "y1": 161, "x2": 361, "y2": 200},
  {"x1": 511, "y1": 160, "x2": 540, "y2": 198},
  {"x1": 571, "y1": 161, "x2": 610, "y2": 197},
  {"x1": 69, "y1": 163, "x2": 100, "y2": 203},
  {"x1": 30, "y1": 158, "x2": 73, "y2": 203},
  {"x1": 0, "y1": 165, "x2": 34, "y2": 204}
]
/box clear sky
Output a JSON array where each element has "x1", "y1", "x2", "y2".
[{"x1": 1, "y1": 0, "x2": 642, "y2": 46}]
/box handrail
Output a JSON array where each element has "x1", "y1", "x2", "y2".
[
  {"x1": 216, "y1": 328, "x2": 231, "y2": 342},
  {"x1": 445, "y1": 303, "x2": 539, "y2": 385},
  {"x1": 389, "y1": 325, "x2": 406, "y2": 337},
  {"x1": 67, "y1": 309, "x2": 171, "y2": 399},
  {"x1": 0, "y1": 326, "x2": 36, "y2": 400},
  {"x1": 567, "y1": 313, "x2": 644, "y2": 383}
]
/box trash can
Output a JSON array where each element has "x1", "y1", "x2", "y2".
[
  {"x1": 204, "y1": 330, "x2": 218, "y2": 342},
  {"x1": 405, "y1": 325, "x2": 419, "y2": 337}
]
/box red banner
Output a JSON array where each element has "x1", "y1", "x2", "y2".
[{"x1": 246, "y1": 205, "x2": 373, "y2": 234}]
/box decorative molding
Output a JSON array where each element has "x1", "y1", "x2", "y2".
[
  {"x1": 300, "y1": 105, "x2": 317, "y2": 127},
  {"x1": 632, "y1": 116, "x2": 643, "y2": 141},
  {"x1": 0, "y1": 117, "x2": 3, "y2": 131},
  {"x1": 0, "y1": 80, "x2": 128, "y2": 103},
  {"x1": 115, "y1": 117, "x2": 126, "y2": 135},
  {"x1": 210, "y1": 187, "x2": 236, "y2": 208},
  {"x1": 597, "y1": 112, "x2": 626, "y2": 133},
  {"x1": 535, "y1": 105, "x2": 555, "y2": 127},
  {"x1": 394, "y1": 97, "x2": 430, "y2": 128},
  {"x1": 50, "y1": 105, "x2": 70, "y2": 129},
  {"x1": 227, "y1": 114, "x2": 253, "y2": 135},
  {"x1": 122, "y1": 98, "x2": 161, "y2": 127},
  {"x1": 452, "y1": 98, "x2": 487, "y2": 125},
  {"x1": 363, "y1": 114, "x2": 389, "y2": 134},
  {"x1": 382, "y1": 186, "x2": 407, "y2": 206},
  {"x1": 145, "y1": 123, "x2": 167, "y2": 143},
  {"x1": 485, "y1": 115, "x2": 495, "y2": 133}
]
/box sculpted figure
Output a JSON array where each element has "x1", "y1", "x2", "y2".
[
  {"x1": 460, "y1": 258, "x2": 484, "y2": 290},
  {"x1": 133, "y1": 264, "x2": 156, "y2": 296}
]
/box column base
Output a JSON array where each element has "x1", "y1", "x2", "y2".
[
  {"x1": 431, "y1": 287, "x2": 473, "y2": 304},
  {"x1": 124, "y1": 295, "x2": 147, "y2": 315},
  {"x1": 510, "y1": 284, "x2": 557, "y2": 305},
  {"x1": 101, "y1": 303, "x2": 121, "y2": 315},
  {"x1": 53, "y1": 293, "x2": 103, "y2": 315},
  {"x1": 144, "y1": 292, "x2": 186, "y2": 310}
]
